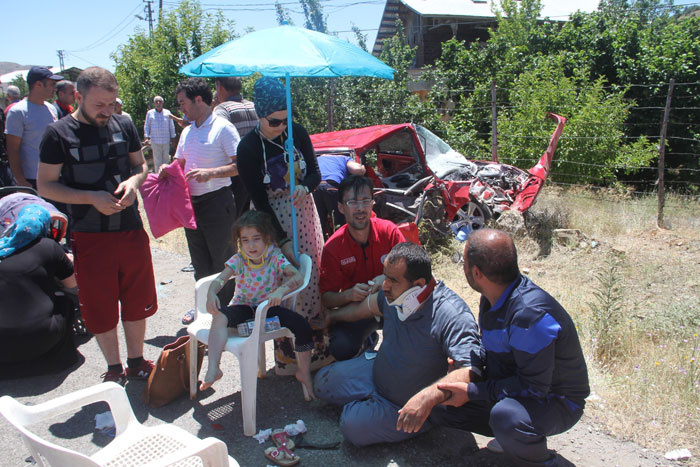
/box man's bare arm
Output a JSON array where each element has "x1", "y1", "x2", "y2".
[
  {"x1": 321, "y1": 274, "x2": 382, "y2": 309},
  {"x1": 6, "y1": 135, "x2": 31, "y2": 187},
  {"x1": 396, "y1": 367, "x2": 480, "y2": 433},
  {"x1": 37, "y1": 162, "x2": 107, "y2": 206},
  {"x1": 324, "y1": 291, "x2": 381, "y2": 328},
  {"x1": 113, "y1": 149, "x2": 149, "y2": 208},
  {"x1": 184, "y1": 157, "x2": 237, "y2": 183},
  {"x1": 347, "y1": 160, "x2": 366, "y2": 176}
]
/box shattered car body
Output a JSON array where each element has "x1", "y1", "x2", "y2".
[{"x1": 310, "y1": 113, "x2": 566, "y2": 238}]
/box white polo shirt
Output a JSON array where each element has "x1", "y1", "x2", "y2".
[{"x1": 175, "y1": 114, "x2": 240, "y2": 196}]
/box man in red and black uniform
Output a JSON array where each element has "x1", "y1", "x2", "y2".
[
  {"x1": 319, "y1": 175, "x2": 404, "y2": 360},
  {"x1": 52, "y1": 80, "x2": 75, "y2": 119}
]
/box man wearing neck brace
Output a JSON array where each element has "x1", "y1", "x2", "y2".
[{"x1": 314, "y1": 242, "x2": 483, "y2": 446}]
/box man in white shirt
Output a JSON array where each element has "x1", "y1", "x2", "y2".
[
  {"x1": 160, "y1": 78, "x2": 240, "y2": 316},
  {"x1": 5, "y1": 66, "x2": 62, "y2": 188},
  {"x1": 144, "y1": 95, "x2": 176, "y2": 172}
]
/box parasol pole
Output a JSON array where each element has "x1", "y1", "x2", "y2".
[{"x1": 284, "y1": 72, "x2": 299, "y2": 261}]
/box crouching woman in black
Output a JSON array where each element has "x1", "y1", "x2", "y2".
[{"x1": 0, "y1": 204, "x2": 79, "y2": 378}]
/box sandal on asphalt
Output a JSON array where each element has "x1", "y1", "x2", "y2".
[
  {"x1": 271, "y1": 429, "x2": 295, "y2": 450},
  {"x1": 264, "y1": 446, "x2": 299, "y2": 466},
  {"x1": 181, "y1": 309, "x2": 196, "y2": 325}
]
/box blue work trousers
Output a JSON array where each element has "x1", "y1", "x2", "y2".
[{"x1": 432, "y1": 394, "x2": 584, "y2": 467}]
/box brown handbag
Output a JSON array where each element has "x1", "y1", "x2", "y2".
[{"x1": 143, "y1": 335, "x2": 205, "y2": 408}]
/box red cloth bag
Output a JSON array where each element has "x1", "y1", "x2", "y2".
[{"x1": 139, "y1": 161, "x2": 197, "y2": 238}]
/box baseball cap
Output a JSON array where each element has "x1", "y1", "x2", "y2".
[
  {"x1": 116, "y1": 98, "x2": 123, "y2": 105},
  {"x1": 26, "y1": 66, "x2": 63, "y2": 87}
]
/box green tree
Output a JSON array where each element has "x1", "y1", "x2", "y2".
[
  {"x1": 111, "y1": 0, "x2": 236, "y2": 136},
  {"x1": 10, "y1": 76, "x2": 28, "y2": 99},
  {"x1": 329, "y1": 20, "x2": 437, "y2": 132},
  {"x1": 498, "y1": 59, "x2": 657, "y2": 184}
]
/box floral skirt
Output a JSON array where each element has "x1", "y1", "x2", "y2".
[{"x1": 267, "y1": 189, "x2": 331, "y2": 375}]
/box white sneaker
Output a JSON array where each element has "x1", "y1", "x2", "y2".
[{"x1": 486, "y1": 438, "x2": 504, "y2": 454}]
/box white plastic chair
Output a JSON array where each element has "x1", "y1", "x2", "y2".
[
  {"x1": 0, "y1": 382, "x2": 238, "y2": 467},
  {"x1": 187, "y1": 254, "x2": 312, "y2": 436}
]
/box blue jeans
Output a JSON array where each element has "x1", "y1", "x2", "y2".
[{"x1": 314, "y1": 355, "x2": 434, "y2": 446}]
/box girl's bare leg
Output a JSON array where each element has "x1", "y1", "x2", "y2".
[
  {"x1": 294, "y1": 350, "x2": 317, "y2": 401},
  {"x1": 200, "y1": 312, "x2": 227, "y2": 391}
]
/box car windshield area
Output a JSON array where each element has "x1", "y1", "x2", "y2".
[{"x1": 415, "y1": 125, "x2": 476, "y2": 179}]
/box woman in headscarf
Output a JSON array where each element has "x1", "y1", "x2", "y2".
[
  {"x1": 236, "y1": 76, "x2": 330, "y2": 376},
  {"x1": 0, "y1": 204, "x2": 79, "y2": 377}
]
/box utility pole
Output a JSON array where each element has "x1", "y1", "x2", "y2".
[
  {"x1": 159, "y1": 0, "x2": 163, "y2": 23},
  {"x1": 144, "y1": 0, "x2": 154, "y2": 36},
  {"x1": 57, "y1": 50, "x2": 65, "y2": 71}
]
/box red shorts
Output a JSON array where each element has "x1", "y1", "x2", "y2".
[{"x1": 72, "y1": 229, "x2": 158, "y2": 334}]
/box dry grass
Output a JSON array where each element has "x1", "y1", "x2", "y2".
[{"x1": 432, "y1": 187, "x2": 700, "y2": 459}]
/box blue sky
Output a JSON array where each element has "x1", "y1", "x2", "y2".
[
  {"x1": 3, "y1": 0, "x2": 387, "y2": 71},
  {"x1": 2, "y1": 0, "x2": 698, "y2": 72}
]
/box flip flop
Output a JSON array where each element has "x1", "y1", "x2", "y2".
[
  {"x1": 181, "y1": 309, "x2": 195, "y2": 325},
  {"x1": 264, "y1": 446, "x2": 300, "y2": 466},
  {"x1": 271, "y1": 429, "x2": 295, "y2": 450}
]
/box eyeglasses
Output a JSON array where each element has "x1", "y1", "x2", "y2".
[
  {"x1": 343, "y1": 198, "x2": 374, "y2": 209},
  {"x1": 265, "y1": 117, "x2": 288, "y2": 128}
]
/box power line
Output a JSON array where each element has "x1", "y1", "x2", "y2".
[{"x1": 66, "y1": 3, "x2": 142, "y2": 53}]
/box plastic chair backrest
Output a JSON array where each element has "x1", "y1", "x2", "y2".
[
  {"x1": 245, "y1": 253, "x2": 312, "y2": 351},
  {"x1": 1, "y1": 398, "x2": 97, "y2": 466}
]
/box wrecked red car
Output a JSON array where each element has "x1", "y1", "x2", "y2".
[{"x1": 311, "y1": 113, "x2": 566, "y2": 240}]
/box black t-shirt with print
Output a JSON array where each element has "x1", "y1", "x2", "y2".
[{"x1": 40, "y1": 114, "x2": 143, "y2": 232}]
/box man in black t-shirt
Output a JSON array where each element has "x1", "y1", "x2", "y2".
[{"x1": 37, "y1": 67, "x2": 158, "y2": 385}]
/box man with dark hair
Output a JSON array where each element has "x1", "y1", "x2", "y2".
[
  {"x1": 314, "y1": 241, "x2": 482, "y2": 446},
  {"x1": 314, "y1": 154, "x2": 366, "y2": 237},
  {"x1": 53, "y1": 80, "x2": 75, "y2": 119},
  {"x1": 37, "y1": 66, "x2": 158, "y2": 385},
  {"x1": 434, "y1": 229, "x2": 589, "y2": 466},
  {"x1": 144, "y1": 95, "x2": 176, "y2": 173},
  {"x1": 164, "y1": 77, "x2": 240, "y2": 324},
  {"x1": 5, "y1": 66, "x2": 62, "y2": 188},
  {"x1": 319, "y1": 175, "x2": 405, "y2": 360},
  {"x1": 213, "y1": 76, "x2": 258, "y2": 218}
]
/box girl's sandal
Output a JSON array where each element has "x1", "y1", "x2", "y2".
[
  {"x1": 264, "y1": 446, "x2": 300, "y2": 466},
  {"x1": 271, "y1": 429, "x2": 295, "y2": 450}
]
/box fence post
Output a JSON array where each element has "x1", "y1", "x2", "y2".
[
  {"x1": 327, "y1": 78, "x2": 335, "y2": 132},
  {"x1": 657, "y1": 78, "x2": 674, "y2": 230},
  {"x1": 491, "y1": 80, "x2": 498, "y2": 162}
]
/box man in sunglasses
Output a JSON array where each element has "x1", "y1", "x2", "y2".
[{"x1": 318, "y1": 175, "x2": 405, "y2": 360}]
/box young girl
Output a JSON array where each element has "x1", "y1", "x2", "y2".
[{"x1": 201, "y1": 210, "x2": 316, "y2": 401}]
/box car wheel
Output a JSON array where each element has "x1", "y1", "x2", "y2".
[{"x1": 454, "y1": 200, "x2": 493, "y2": 231}]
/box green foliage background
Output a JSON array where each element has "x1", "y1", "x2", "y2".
[{"x1": 111, "y1": 0, "x2": 236, "y2": 136}]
